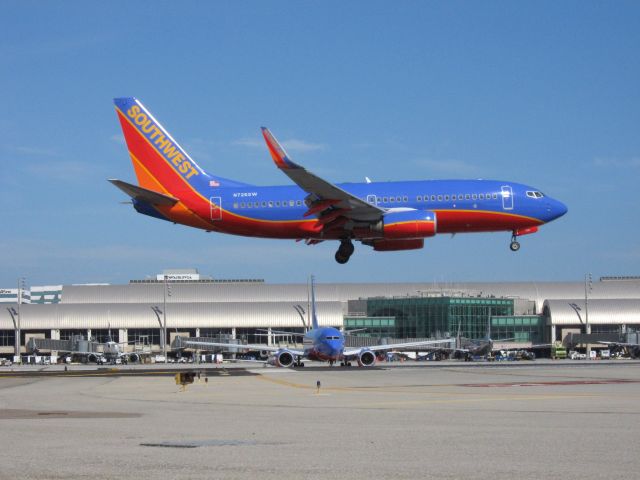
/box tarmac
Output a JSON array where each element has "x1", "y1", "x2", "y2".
[{"x1": 1, "y1": 360, "x2": 639, "y2": 479}]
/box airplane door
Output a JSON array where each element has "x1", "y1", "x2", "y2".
[
  {"x1": 501, "y1": 186, "x2": 513, "y2": 210},
  {"x1": 366, "y1": 194, "x2": 378, "y2": 205},
  {"x1": 210, "y1": 197, "x2": 222, "y2": 220}
]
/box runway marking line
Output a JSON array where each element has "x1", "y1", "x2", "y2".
[
  {"x1": 461, "y1": 379, "x2": 640, "y2": 388},
  {"x1": 253, "y1": 375, "x2": 617, "y2": 398},
  {"x1": 358, "y1": 393, "x2": 597, "y2": 408}
]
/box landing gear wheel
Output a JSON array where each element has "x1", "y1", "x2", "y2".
[
  {"x1": 509, "y1": 232, "x2": 521, "y2": 252},
  {"x1": 341, "y1": 241, "x2": 355, "y2": 257},
  {"x1": 335, "y1": 239, "x2": 355, "y2": 264},
  {"x1": 335, "y1": 252, "x2": 350, "y2": 264}
]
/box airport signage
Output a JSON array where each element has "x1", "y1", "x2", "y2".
[{"x1": 156, "y1": 274, "x2": 200, "y2": 281}]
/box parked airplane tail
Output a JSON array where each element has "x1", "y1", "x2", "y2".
[
  {"x1": 310, "y1": 275, "x2": 319, "y2": 330},
  {"x1": 113, "y1": 97, "x2": 249, "y2": 196}
]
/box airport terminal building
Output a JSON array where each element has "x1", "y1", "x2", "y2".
[{"x1": 1, "y1": 270, "x2": 639, "y2": 360}]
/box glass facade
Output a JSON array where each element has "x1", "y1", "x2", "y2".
[
  {"x1": 199, "y1": 328, "x2": 232, "y2": 338},
  {"x1": 91, "y1": 329, "x2": 117, "y2": 343},
  {"x1": 362, "y1": 296, "x2": 515, "y2": 339},
  {"x1": 235, "y1": 327, "x2": 306, "y2": 345},
  {"x1": 0, "y1": 330, "x2": 15, "y2": 347},
  {"x1": 490, "y1": 316, "x2": 544, "y2": 343},
  {"x1": 60, "y1": 329, "x2": 87, "y2": 341},
  {"x1": 343, "y1": 316, "x2": 395, "y2": 337},
  {"x1": 128, "y1": 328, "x2": 160, "y2": 346}
]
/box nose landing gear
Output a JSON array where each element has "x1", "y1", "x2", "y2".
[
  {"x1": 510, "y1": 232, "x2": 521, "y2": 252},
  {"x1": 335, "y1": 239, "x2": 355, "y2": 264}
]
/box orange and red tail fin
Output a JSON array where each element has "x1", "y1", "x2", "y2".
[{"x1": 113, "y1": 97, "x2": 250, "y2": 197}]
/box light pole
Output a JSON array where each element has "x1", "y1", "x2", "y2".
[
  {"x1": 568, "y1": 302, "x2": 583, "y2": 324},
  {"x1": 162, "y1": 278, "x2": 172, "y2": 364},
  {"x1": 7, "y1": 307, "x2": 19, "y2": 360},
  {"x1": 293, "y1": 304, "x2": 306, "y2": 329},
  {"x1": 585, "y1": 273, "x2": 593, "y2": 359},
  {"x1": 151, "y1": 306, "x2": 164, "y2": 355},
  {"x1": 568, "y1": 302, "x2": 584, "y2": 352},
  {"x1": 16, "y1": 278, "x2": 25, "y2": 364}
]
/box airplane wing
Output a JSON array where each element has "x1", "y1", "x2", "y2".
[
  {"x1": 182, "y1": 340, "x2": 305, "y2": 357},
  {"x1": 598, "y1": 341, "x2": 637, "y2": 347},
  {"x1": 343, "y1": 339, "x2": 452, "y2": 357},
  {"x1": 261, "y1": 128, "x2": 384, "y2": 234}
]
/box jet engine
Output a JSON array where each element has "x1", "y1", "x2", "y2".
[
  {"x1": 357, "y1": 349, "x2": 377, "y2": 367},
  {"x1": 87, "y1": 353, "x2": 100, "y2": 363},
  {"x1": 374, "y1": 210, "x2": 437, "y2": 239},
  {"x1": 127, "y1": 353, "x2": 140, "y2": 363},
  {"x1": 267, "y1": 350, "x2": 295, "y2": 368}
]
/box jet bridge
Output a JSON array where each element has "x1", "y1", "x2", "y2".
[
  {"x1": 26, "y1": 335, "x2": 98, "y2": 354},
  {"x1": 171, "y1": 335, "x2": 242, "y2": 353}
]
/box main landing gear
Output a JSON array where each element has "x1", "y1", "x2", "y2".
[
  {"x1": 335, "y1": 239, "x2": 355, "y2": 264},
  {"x1": 510, "y1": 232, "x2": 521, "y2": 252}
]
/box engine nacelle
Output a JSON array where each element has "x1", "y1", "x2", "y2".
[
  {"x1": 372, "y1": 239, "x2": 424, "y2": 251},
  {"x1": 377, "y1": 210, "x2": 437, "y2": 240},
  {"x1": 127, "y1": 353, "x2": 140, "y2": 363},
  {"x1": 87, "y1": 353, "x2": 100, "y2": 363},
  {"x1": 357, "y1": 349, "x2": 377, "y2": 367},
  {"x1": 267, "y1": 350, "x2": 295, "y2": 368}
]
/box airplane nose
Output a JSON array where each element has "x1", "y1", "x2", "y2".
[
  {"x1": 545, "y1": 199, "x2": 568, "y2": 221},
  {"x1": 557, "y1": 201, "x2": 568, "y2": 217}
]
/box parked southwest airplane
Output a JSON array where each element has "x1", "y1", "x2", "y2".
[
  {"x1": 110, "y1": 97, "x2": 567, "y2": 263},
  {"x1": 180, "y1": 276, "x2": 450, "y2": 367}
]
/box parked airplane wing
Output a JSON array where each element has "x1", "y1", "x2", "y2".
[
  {"x1": 598, "y1": 341, "x2": 637, "y2": 347},
  {"x1": 182, "y1": 340, "x2": 305, "y2": 357},
  {"x1": 343, "y1": 339, "x2": 453, "y2": 357},
  {"x1": 261, "y1": 128, "x2": 384, "y2": 228}
]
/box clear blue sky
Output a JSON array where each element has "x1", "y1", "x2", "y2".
[{"x1": 1, "y1": 1, "x2": 639, "y2": 287}]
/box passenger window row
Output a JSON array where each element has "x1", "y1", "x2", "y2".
[
  {"x1": 234, "y1": 200, "x2": 304, "y2": 209},
  {"x1": 234, "y1": 191, "x2": 505, "y2": 209},
  {"x1": 379, "y1": 195, "x2": 409, "y2": 203},
  {"x1": 416, "y1": 193, "x2": 498, "y2": 202}
]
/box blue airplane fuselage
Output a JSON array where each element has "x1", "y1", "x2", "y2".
[
  {"x1": 141, "y1": 179, "x2": 566, "y2": 240},
  {"x1": 304, "y1": 327, "x2": 344, "y2": 362},
  {"x1": 113, "y1": 97, "x2": 567, "y2": 262}
]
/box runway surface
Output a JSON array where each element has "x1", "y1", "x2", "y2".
[{"x1": 1, "y1": 362, "x2": 639, "y2": 479}]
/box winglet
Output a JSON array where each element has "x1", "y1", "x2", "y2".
[{"x1": 261, "y1": 127, "x2": 300, "y2": 170}]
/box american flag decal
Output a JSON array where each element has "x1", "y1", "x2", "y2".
[{"x1": 209, "y1": 180, "x2": 220, "y2": 187}]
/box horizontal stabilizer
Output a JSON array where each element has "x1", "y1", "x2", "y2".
[{"x1": 108, "y1": 179, "x2": 178, "y2": 206}]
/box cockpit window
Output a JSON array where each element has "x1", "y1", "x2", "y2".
[
  {"x1": 526, "y1": 191, "x2": 545, "y2": 199},
  {"x1": 325, "y1": 336, "x2": 340, "y2": 340}
]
